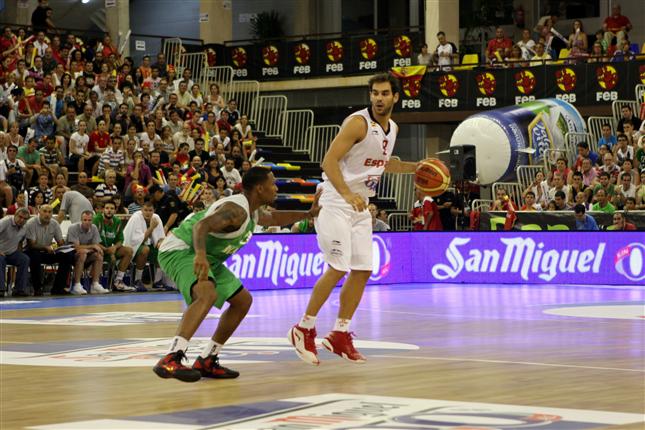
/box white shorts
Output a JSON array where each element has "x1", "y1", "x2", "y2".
[{"x1": 314, "y1": 189, "x2": 373, "y2": 273}]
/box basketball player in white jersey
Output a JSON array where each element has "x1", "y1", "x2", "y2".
[{"x1": 288, "y1": 73, "x2": 418, "y2": 365}]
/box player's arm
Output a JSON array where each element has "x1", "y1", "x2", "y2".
[
  {"x1": 192, "y1": 202, "x2": 247, "y2": 280},
  {"x1": 384, "y1": 158, "x2": 417, "y2": 173},
  {"x1": 321, "y1": 116, "x2": 367, "y2": 211},
  {"x1": 257, "y1": 192, "x2": 321, "y2": 227}
]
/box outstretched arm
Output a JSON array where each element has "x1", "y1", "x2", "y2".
[
  {"x1": 384, "y1": 157, "x2": 417, "y2": 173},
  {"x1": 257, "y1": 192, "x2": 321, "y2": 227},
  {"x1": 192, "y1": 202, "x2": 247, "y2": 280}
]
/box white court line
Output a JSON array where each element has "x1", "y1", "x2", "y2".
[
  {"x1": 527, "y1": 300, "x2": 645, "y2": 307},
  {"x1": 372, "y1": 354, "x2": 645, "y2": 373}
]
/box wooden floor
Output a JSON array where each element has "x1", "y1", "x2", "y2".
[{"x1": 0, "y1": 283, "x2": 644, "y2": 430}]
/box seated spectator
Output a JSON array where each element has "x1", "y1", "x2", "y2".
[
  {"x1": 125, "y1": 151, "x2": 153, "y2": 196},
  {"x1": 622, "y1": 121, "x2": 638, "y2": 147},
  {"x1": 551, "y1": 157, "x2": 571, "y2": 184},
  {"x1": 122, "y1": 200, "x2": 165, "y2": 291},
  {"x1": 530, "y1": 42, "x2": 551, "y2": 66},
  {"x1": 213, "y1": 176, "x2": 232, "y2": 198},
  {"x1": 613, "y1": 135, "x2": 633, "y2": 166},
  {"x1": 504, "y1": 45, "x2": 525, "y2": 68},
  {"x1": 547, "y1": 173, "x2": 569, "y2": 201},
  {"x1": 588, "y1": 41, "x2": 606, "y2": 63},
  {"x1": 516, "y1": 29, "x2": 535, "y2": 60},
  {"x1": 486, "y1": 27, "x2": 512, "y2": 64},
  {"x1": 573, "y1": 142, "x2": 598, "y2": 171},
  {"x1": 611, "y1": 40, "x2": 636, "y2": 62},
  {"x1": 70, "y1": 171, "x2": 94, "y2": 201},
  {"x1": 68, "y1": 119, "x2": 91, "y2": 173},
  {"x1": 141, "y1": 120, "x2": 161, "y2": 151},
  {"x1": 520, "y1": 190, "x2": 542, "y2": 211},
  {"x1": 621, "y1": 159, "x2": 638, "y2": 186},
  {"x1": 491, "y1": 187, "x2": 516, "y2": 211},
  {"x1": 217, "y1": 110, "x2": 232, "y2": 134},
  {"x1": 598, "y1": 123, "x2": 617, "y2": 150},
  {"x1": 55, "y1": 186, "x2": 93, "y2": 223},
  {"x1": 162, "y1": 172, "x2": 182, "y2": 195},
  {"x1": 173, "y1": 142, "x2": 190, "y2": 168},
  {"x1": 593, "y1": 172, "x2": 615, "y2": 201},
  {"x1": 2, "y1": 145, "x2": 26, "y2": 196},
  {"x1": 199, "y1": 186, "x2": 217, "y2": 207},
  {"x1": 67, "y1": 210, "x2": 109, "y2": 295},
  {"x1": 636, "y1": 173, "x2": 645, "y2": 209},
  {"x1": 377, "y1": 209, "x2": 390, "y2": 228},
  {"x1": 598, "y1": 153, "x2": 620, "y2": 183},
  {"x1": 574, "y1": 191, "x2": 591, "y2": 211},
  {"x1": 24, "y1": 203, "x2": 74, "y2": 295},
  {"x1": 88, "y1": 119, "x2": 111, "y2": 176},
  {"x1": 39, "y1": 135, "x2": 66, "y2": 183},
  {"x1": 149, "y1": 183, "x2": 188, "y2": 235},
  {"x1": 617, "y1": 105, "x2": 642, "y2": 134},
  {"x1": 614, "y1": 172, "x2": 636, "y2": 209},
  {"x1": 98, "y1": 136, "x2": 126, "y2": 177},
  {"x1": 0, "y1": 208, "x2": 30, "y2": 296},
  {"x1": 552, "y1": 190, "x2": 569, "y2": 210},
  {"x1": 127, "y1": 186, "x2": 146, "y2": 213},
  {"x1": 188, "y1": 138, "x2": 210, "y2": 166},
  {"x1": 610, "y1": 211, "x2": 636, "y2": 231},
  {"x1": 6, "y1": 192, "x2": 36, "y2": 215},
  {"x1": 592, "y1": 189, "x2": 615, "y2": 214},
  {"x1": 28, "y1": 172, "x2": 52, "y2": 205},
  {"x1": 221, "y1": 157, "x2": 242, "y2": 189},
  {"x1": 579, "y1": 158, "x2": 598, "y2": 187},
  {"x1": 574, "y1": 204, "x2": 598, "y2": 231},
  {"x1": 94, "y1": 169, "x2": 119, "y2": 203},
  {"x1": 17, "y1": 137, "x2": 41, "y2": 186},
  {"x1": 624, "y1": 197, "x2": 637, "y2": 211},
  {"x1": 568, "y1": 171, "x2": 591, "y2": 205},
  {"x1": 410, "y1": 189, "x2": 442, "y2": 230},
  {"x1": 211, "y1": 128, "x2": 230, "y2": 152},
  {"x1": 603, "y1": 4, "x2": 631, "y2": 50},
  {"x1": 369, "y1": 203, "x2": 390, "y2": 231}
]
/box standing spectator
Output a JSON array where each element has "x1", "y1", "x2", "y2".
[
  {"x1": 417, "y1": 43, "x2": 432, "y2": 66},
  {"x1": 610, "y1": 211, "x2": 636, "y2": 230},
  {"x1": 67, "y1": 211, "x2": 109, "y2": 295},
  {"x1": 574, "y1": 204, "x2": 599, "y2": 231},
  {"x1": 122, "y1": 200, "x2": 165, "y2": 291},
  {"x1": 410, "y1": 190, "x2": 442, "y2": 230},
  {"x1": 602, "y1": 4, "x2": 632, "y2": 49},
  {"x1": 486, "y1": 27, "x2": 512, "y2": 64},
  {"x1": 368, "y1": 203, "x2": 389, "y2": 231},
  {"x1": 0, "y1": 208, "x2": 30, "y2": 296},
  {"x1": 24, "y1": 204, "x2": 74, "y2": 295},
  {"x1": 55, "y1": 186, "x2": 93, "y2": 223},
  {"x1": 433, "y1": 32, "x2": 457, "y2": 70},
  {"x1": 94, "y1": 200, "x2": 136, "y2": 291}
]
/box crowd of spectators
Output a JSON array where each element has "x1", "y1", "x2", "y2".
[
  {"x1": 418, "y1": 4, "x2": 640, "y2": 69},
  {"x1": 0, "y1": 15, "x2": 263, "y2": 297}
]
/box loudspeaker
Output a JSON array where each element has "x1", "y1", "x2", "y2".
[{"x1": 449, "y1": 144, "x2": 476, "y2": 182}]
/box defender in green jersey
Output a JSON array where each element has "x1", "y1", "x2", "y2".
[{"x1": 153, "y1": 167, "x2": 321, "y2": 382}]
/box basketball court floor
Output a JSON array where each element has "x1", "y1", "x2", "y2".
[{"x1": 1, "y1": 282, "x2": 644, "y2": 429}]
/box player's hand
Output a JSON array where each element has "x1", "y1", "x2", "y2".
[
  {"x1": 308, "y1": 191, "x2": 322, "y2": 218},
  {"x1": 342, "y1": 192, "x2": 367, "y2": 212},
  {"x1": 193, "y1": 253, "x2": 209, "y2": 281}
]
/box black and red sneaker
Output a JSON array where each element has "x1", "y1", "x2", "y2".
[
  {"x1": 193, "y1": 354, "x2": 240, "y2": 379},
  {"x1": 153, "y1": 350, "x2": 202, "y2": 382}
]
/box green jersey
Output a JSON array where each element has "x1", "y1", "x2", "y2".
[
  {"x1": 162, "y1": 194, "x2": 255, "y2": 264},
  {"x1": 93, "y1": 213, "x2": 123, "y2": 247}
]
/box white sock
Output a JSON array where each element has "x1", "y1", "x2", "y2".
[
  {"x1": 333, "y1": 318, "x2": 351, "y2": 332},
  {"x1": 299, "y1": 314, "x2": 316, "y2": 329},
  {"x1": 135, "y1": 269, "x2": 143, "y2": 281},
  {"x1": 116, "y1": 271, "x2": 125, "y2": 282},
  {"x1": 168, "y1": 336, "x2": 189, "y2": 354},
  {"x1": 199, "y1": 339, "x2": 223, "y2": 358}
]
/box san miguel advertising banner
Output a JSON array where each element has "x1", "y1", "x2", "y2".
[
  {"x1": 225, "y1": 32, "x2": 422, "y2": 80},
  {"x1": 480, "y1": 211, "x2": 645, "y2": 231},
  {"x1": 225, "y1": 232, "x2": 645, "y2": 289},
  {"x1": 395, "y1": 60, "x2": 644, "y2": 112}
]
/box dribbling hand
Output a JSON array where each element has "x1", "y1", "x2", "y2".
[{"x1": 342, "y1": 192, "x2": 367, "y2": 212}]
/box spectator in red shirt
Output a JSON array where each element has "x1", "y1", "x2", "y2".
[
  {"x1": 88, "y1": 119, "x2": 111, "y2": 176},
  {"x1": 603, "y1": 4, "x2": 632, "y2": 48},
  {"x1": 410, "y1": 190, "x2": 442, "y2": 231},
  {"x1": 486, "y1": 27, "x2": 513, "y2": 64},
  {"x1": 490, "y1": 187, "x2": 517, "y2": 211},
  {"x1": 610, "y1": 212, "x2": 636, "y2": 230},
  {"x1": 217, "y1": 110, "x2": 233, "y2": 134}
]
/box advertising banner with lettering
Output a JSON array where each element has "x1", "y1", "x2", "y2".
[
  {"x1": 479, "y1": 211, "x2": 645, "y2": 231},
  {"x1": 347, "y1": 34, "x2": 387, "y2": 75},
  {"x1": 225, "y1": 232, "x2": 644, "y2": 290}
]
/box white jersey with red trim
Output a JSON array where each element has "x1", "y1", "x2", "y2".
[{"x1": 321, "y1": 107, "x2": 398, "y2": 198}]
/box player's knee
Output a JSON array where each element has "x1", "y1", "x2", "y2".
[
  {"x1": 233, "y1": 289, "x2": 252, "y2": 312},
  {"x1": 121, "y1": 246, "x2": 133, "y2": 258}
]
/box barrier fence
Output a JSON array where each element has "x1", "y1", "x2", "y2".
[
  {"x1": 307, "y1": 125, "x2": 340, "y2": 163},
  {"x1": 250, "y1": 95, "x2": 288, "y2": 138},
  {"x1": 282, "y1": 110, "x2": 314, "y2": 151}
]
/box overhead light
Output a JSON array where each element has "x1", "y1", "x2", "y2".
[{"x1": 81, "y1": 0, "x2": 90, "y2": 4}]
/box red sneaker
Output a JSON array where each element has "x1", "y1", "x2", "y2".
[
  {"x1": 287, "y1": 325, "x2": 320, "y2": 365},
  {"x1": 192, "y1": 354, "x2": 239, "y2": 379},
  {"x1": 322, "y1": 331, "x2": 366, "y2": 363},
  {"x1": 152, "y1": 350, "x2": 202, "y2": 382}
]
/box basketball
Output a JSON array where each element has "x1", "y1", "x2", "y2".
[{"x1": 414, "y1": 158, "x2": 451, "y2": 197}]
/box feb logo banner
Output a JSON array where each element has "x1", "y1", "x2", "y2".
[{"x1": 391, "y1": 65, "x2": 426, "y2": 110}]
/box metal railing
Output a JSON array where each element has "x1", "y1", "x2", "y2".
[
  {"x1": 491, "y1": 182, "x2": 522, "y2": 208},
  {"x1": 307, "y1": 125, "x2": 340, "y2": 163},
  {"x1": 387, "y1": 212, "x2": 412, "y2": 232},
  {"x1": 227, "y1": 80, "x2": 260, "y2": 118},
  {"x1": 587, "y1": 116, "x2": 615, "y2": 146},
  {"x1": 516, "y1": 165, "x2": 546, "y2": 191},
  {"x1": 203, "y1": 66, "x2": 234, "y2": 100},
  {"x1": 250, "y1": 95, "x2": 288, "y2": 138},
  {"x1": 177, "y1": 52, "x2": 208, "y2": 88},
  {"x1": 611, "y1": 100, "x2": 638, "y2": 123},
  {"x1": 162, "y1": 37, "x2": 183, "y2": 66},
  {"x1": 376, "y1": 172, "x2": 416, "y2": 212},
  {"x1": 282, "y1": 110, "x2": 314, "y2": 151},
  {"x1": 471, "y1": 199, "x2": 493, "y2": 212}
]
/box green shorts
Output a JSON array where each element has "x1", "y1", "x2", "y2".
[{"x1": 157, "y1": 248, "x2": 241, "y2": 309}]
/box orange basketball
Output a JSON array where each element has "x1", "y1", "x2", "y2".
[{"x1": 415, "y1": 158, "x2": 451, "y2": 197}]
